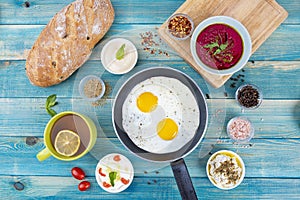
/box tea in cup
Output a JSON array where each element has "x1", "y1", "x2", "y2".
[{"x1": 37, "y1": 111, "x2": 97, "y2": 161}]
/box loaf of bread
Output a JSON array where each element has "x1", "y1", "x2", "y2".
[{"x1": 25, "y1": 0, "x2": 114, "y2": 87}]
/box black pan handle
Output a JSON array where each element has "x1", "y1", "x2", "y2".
[{"x1": 171, "y1": 158, "x2": 198, "y2": 200}]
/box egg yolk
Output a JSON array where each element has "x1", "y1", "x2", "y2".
[
  {"x1": 136, "y1": 92, "x2": 158, "y2": 113},
  {"x1": 157, "y1": 118, "x2": 178, "y2": 140}
]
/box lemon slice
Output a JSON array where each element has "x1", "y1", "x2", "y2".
[{"x1": 54, "y1": 130, "x2": 81, "y2": 157}]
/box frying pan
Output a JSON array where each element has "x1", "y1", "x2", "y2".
[{"x1": 112, "y1": 67, "x2": 208, "y2": 200}]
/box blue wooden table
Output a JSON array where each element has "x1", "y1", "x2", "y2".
[{"x1": 1, "y1": 0, "x2": 300, "y2": 199}]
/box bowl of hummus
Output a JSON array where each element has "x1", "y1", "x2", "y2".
[{"x1": 206, "y1": 150, "x2": 245, "y2": 190}]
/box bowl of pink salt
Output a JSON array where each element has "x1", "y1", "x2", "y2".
[{"x1": 227, "y1": 116, "x2": 254, "y2": 143}]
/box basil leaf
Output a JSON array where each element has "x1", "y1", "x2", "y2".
[
  {"x1": 116, "y1": 44, "x2": 126, "y2": 60},
  {"x1": 45, "y1": 94, "x2": 58, "y2": 117},
  {"x1": 220, "y1": 42, "x2": 228, "y2": 51},
  {"x1": 109, "y1": 171, "x2": 117, "y2": 187},
  {"x1": 46, "y1": 94, "x2": 57, "y2": 108},
  {"x1": 204, "y1": 42, "x2": 219, "y2": 50},
  {"x1": 46, "y1": 108, "x2": 57, "y2": 117},
  {"x1": 214, "y1": 49, "x2": 221, "y2": 55}
]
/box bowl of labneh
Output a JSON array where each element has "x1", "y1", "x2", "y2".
[
  {"x1": 101, "y1": 38, "x2": 138, "y2": 75},
  {"x1": 95, "y1": 153, "x2": 134, "y2": 193},
  {"x1": 190, "y1": 16, "x2": 252, "y2": 75},
  {"x1": 206, "y1": 150, "x2": 245, "y2": 190}
]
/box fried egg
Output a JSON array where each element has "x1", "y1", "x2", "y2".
[{"x1": 122, "y1": 76, "x2": 199, "y2": 154}]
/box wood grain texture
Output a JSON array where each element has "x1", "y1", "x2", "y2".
[
  {"x1": 2, "y1": 175, "x2": 300, "y2": 199},
  {"x1": 1, "y1": 60, "x2": 299, "y2": 99},
  {"x1": 158, "y1": 0, "x2": 288, "y2": 88},
  {"x1": 1, "y1": 24, "x2": 299, "y2": 61},
  {"x1": 0, "y1": 98, "x2": 299, "y2": 138},
  {"x1": 0, "y1": 0, "x2": 299, "y2": 199},
  {"x1": 0, "y1": 0, "x2": 298, "y2": 25},
  {"x1": 1, "y1": 136, "x2": 300, "y2": 178}
]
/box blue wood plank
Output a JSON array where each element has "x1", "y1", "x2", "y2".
[
  {"x1": 0, "y1": 97, "x2": 299, "y2": 138},
  {"x1": 2, "y1": 176, "x2": 300, "y2": 199},
  {"x1": 0, "y1": 0, "x2": 299, "y2": 199},
  {"x1": 0, "y1": 0, "x2": 184, "y2": 25},
  {"x1": 0, "y1": 60, "x2": 300, "y2": 99},
  {"x1": 0, "y1": 0, "x2": 298, "y2": 25},
  {"x1": 1, "y1": 136, "x2": 300, "y2": 178},
  {"x1": 1, "y1": 24, "x2": 300, "y2": 61}
]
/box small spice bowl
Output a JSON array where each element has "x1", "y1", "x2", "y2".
[
  {"x1": 206, "y1": 150, "x2": 245, "y2": 190},
  {"x1": 235, "y1": 84, "x2": 263, "y2": 110},
  {"x1": 167, "y1": 13, "x2": 194, "y2": 40},
  {"x1": 78, "y1": 75, "x2": 105, "y2": 102},
  {"x1": 227, "y1": 116, "x2": 254, "y2": 143}
]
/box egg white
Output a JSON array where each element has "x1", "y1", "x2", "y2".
[{"x1": 122, "y1": 76, "x2": 199, "y2": 154}]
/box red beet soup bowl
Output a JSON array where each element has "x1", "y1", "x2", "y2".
[{"x1": 190, "y1": 16, "x2": 252, "y2": 75}]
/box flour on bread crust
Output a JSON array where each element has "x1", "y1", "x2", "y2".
[{"x1": 25, "y1": 0, "x2": 114, "y2": 87}]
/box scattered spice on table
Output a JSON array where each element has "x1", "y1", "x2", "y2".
[
  {"x1": 229, "y1": 68, "x2": 246, "y2": 88},
  {"x1": 84, "y1": 78, "x2": 103, "y2": 98},
  {"x1": 237, "y1": 85, "x2": 260, "y2": 108},
  {"x1": 228, "y1": 117, "x2": 253, "y2": 141},
  {"x1": 140, "y1": 31, "x2": 159, "y2": 47},
  {"x1": 139, "y1": 31, "x2": 170, "y2": 57}
]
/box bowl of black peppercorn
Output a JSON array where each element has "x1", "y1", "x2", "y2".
[{"x1": 235, "y1": 84, "x2": 263, "y2": 110}]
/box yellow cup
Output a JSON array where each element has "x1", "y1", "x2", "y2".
[{"x1": 37, "y1": 111, "x2": 97, "y2": 162}]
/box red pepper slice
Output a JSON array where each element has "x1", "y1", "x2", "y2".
[
  {"x1": 103, "y1": 181, "x2": 111, "y2": 188},
  {"x1": 121, "y1": 177, "x2": 130, "y2": 185},
  {"x1": 98, "y1": 167, "x2": 106, "y2": 177},
  {"x1": 113, "y1": 155, "x2": 121, "y2": 162}
]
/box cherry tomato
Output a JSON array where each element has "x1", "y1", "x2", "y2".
[
  {"x1": 98, "y1": 167, "x2": 106, "y2": 177},
  {"x1": 78, "y1": 181, "x2": 90, "y2": 191},
  {"x1": 102, "y1": 181, "x2": 111, "y2": 188},
  {"x1": 113, "y1": 155, "x2": 121, "y2": 162},
  {"x1": 121, "y1": 177, "x2": 130, "y2": 185},
  {"x1": 71, "y1": 167, "x2": 85, "y2": 180}
]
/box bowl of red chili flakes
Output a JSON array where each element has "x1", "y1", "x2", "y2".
[
  {"x1": 95, "y1": 153, "x2": 134, "y2": 193},
  {"x1": 167, "y1": 13, "x2": 194, "y2": 40}
]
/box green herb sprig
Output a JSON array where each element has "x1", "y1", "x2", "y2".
[
  {"x1": 45, "y1": 94, "x2": 58, "y2": 117},
  {"x1": 116, "y1": 44, "x2": 126, "y2": 60},
  {"x1": 204, "y1": 41, "x2": 228, "y2": 55},
  {"x1": 109, "y1": 171, "x2": 117, "y2": 187}
]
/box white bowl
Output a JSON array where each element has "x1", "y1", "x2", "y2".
[
  {"x1": 206, "y1": 150, "x2": 245, "y2": 190},
  {"x1": 78, "y1": 75, "x2": 105, "y2": 102},
  {"x1": 101, "y1": 38, "x2": 138, "y2": 75},
  {"x1": 190, "y1": 16, "x2": 252, "y2": 75},
  {"x1": 95, "y1": 153, "x2": 134, "y2": 193}
]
